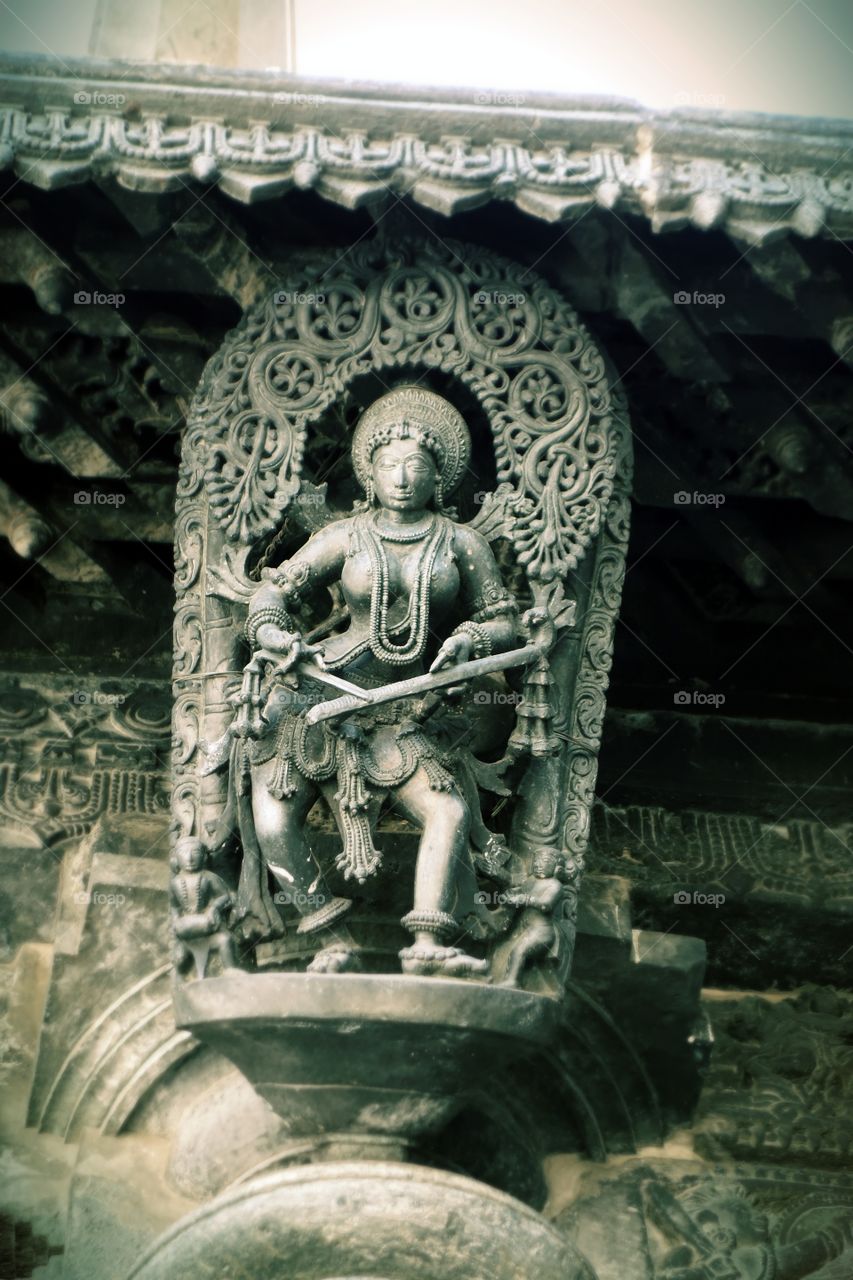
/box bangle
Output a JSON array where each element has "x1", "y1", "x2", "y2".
[
  {"x1": 472, "y1": 600, "x2": 517, "y2": 623},
  {"x1": 451, "y1": 621, "x2": 492, "y2": 658},
  {"x1": 246, "y1": 606, "x2": 293, "y2": 649}
]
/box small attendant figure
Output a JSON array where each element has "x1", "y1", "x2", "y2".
[
  {"x1": 171, "y1": 836, "x2": 241, "y2": 979},
  {"x1": 499, "y1": 847, "x2": 577, "y2": 988}
]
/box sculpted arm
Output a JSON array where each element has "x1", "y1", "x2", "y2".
[
  {"x1": 200, "y1": 870, "x2": 235, "y2": 926},
  {"x1": 246, "y1": 520, "x2": 350, "y2": 654}
]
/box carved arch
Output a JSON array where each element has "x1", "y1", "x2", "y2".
[{"x1": 173, "y1": 235, "x2": 632, "y2": 955}]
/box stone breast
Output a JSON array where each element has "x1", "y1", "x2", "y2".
[{"x1": 340, "y1": 542, "x2": 460, "y2": 627}]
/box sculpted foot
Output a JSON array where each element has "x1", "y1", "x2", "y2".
[
  {"x1": 307, "y1": 945, "x2": 362, "y2": 974},
  {"x1": 399, "y1": 943, "x2": 490, "y2": 979},
  {"x1": 441, "y1": 950, "x2": 491, "y2": 979}
]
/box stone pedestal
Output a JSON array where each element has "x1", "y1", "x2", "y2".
[
  {"x1": 129, "y1": 1161, "x2": 593, "y2": 1280},
  {"x1": 175, "y1": 972, "x2": 561, "y2": 1145}
]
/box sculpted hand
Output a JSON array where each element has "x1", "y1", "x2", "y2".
[
  {"x1": 254, "y1": 623, "x2": 298, "y2": 655},
  {"x1": 429, "y1": 632, "x2": 473, "y2": 673},
  {"x1": 254, "y1": 627, "x2": 324, "y2": 675}
]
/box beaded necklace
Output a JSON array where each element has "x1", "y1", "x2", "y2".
[
  {"x1": 363, "y1": 510, "x2": 445, "y2": 665},
  {"x1": 176, "y1": 871, "x2": 202, "y2": 913},
  {"x1": 371, "y1": 512, "x2": 436, "y2": 543}
]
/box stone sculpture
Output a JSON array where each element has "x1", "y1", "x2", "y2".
[
  {"x1": 498, "y1": 847, "x2": 579, "y2": 987},
  {"x1": 227, "y1": 386, "x2": 569, "y2": 978},
  {"x1": 173, "y1": 235, "x2": 633, "y2": 991},
  {"x1": 170, "y1": 835, "x2": 240, "y2": 978}
]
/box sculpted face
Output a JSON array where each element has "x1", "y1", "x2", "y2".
[
  {"x1": 177, "y1": 840, "x2": 205, "y2": 871},
  {"x1": 371, "y1": 436, "x2": 437, "y2": 513},
  {"x1": 533, "y1": 850, "x2": 560, "y2": 878}
]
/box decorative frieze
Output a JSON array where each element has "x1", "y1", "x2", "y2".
[
  {"x1": 590, "y1": 802, "x2": 853, "y2": 912},
  {"x1": 0, "y1": 56, "x2": 851, "y2": 245},
  {"x1": 0, "y1": 677, "x2": 170, "y2": 844}
]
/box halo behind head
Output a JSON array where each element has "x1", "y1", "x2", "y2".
[{"x1": 352, "y1": 386, "x2": 471, "y2": 498}]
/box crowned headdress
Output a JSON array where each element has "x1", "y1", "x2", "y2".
[{"x1": 352, "y1": 386, "x2": 471, "y2": 510}]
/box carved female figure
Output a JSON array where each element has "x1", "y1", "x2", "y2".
[{"x1": 231, "y1": 386, "x2": 519, "y2": 977}]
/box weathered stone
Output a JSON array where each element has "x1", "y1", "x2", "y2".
[
  {"x1": 131, "y1": 1161, "x2": 594, "y2": 1280},
  {"x1": 0, "y1": 45, "x2": 849, "y2": 1280}
]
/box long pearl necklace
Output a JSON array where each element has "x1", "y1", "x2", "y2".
[{"x1": 363, "y1": 510, "x2": 444, "y2": 665}]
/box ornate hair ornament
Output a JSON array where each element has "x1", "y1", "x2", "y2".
[{"x1": 352, "y1": 386, "x2": 471, "y2": 500}]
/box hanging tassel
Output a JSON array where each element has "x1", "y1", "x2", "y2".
[
  {"x1": 396, "y1": 721, "x2": 456, "y2": 792},
  {"x1": 269, "y1": 751, "x2": 296, "y2": 799},
  {"x1": 509, "y1": 657, "x2": 561, "y2": 758},
  {"x1": 268, "y1": 719, "x2": 299, "y2": 799},
  {"x1": 333, "y1": 725, "x2": 382, "y2": 883}
]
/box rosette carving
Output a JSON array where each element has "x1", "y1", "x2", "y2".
[{"x1": 189, "y1": 238, "x2": 625, "y2": 583}]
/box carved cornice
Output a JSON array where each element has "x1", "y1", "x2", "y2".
[{"x1": 1, "y1": 55, "x2": 852, "y2": 244}]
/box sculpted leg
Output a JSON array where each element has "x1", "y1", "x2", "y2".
[
  {"x1": 500, "y1": 919, "x2": 555, "y2": 987},
  {"x1": 251, "y1": 761, "x2": 358, "y2": 972},
  {"x1": 251, "y1": 759, "x2": 322, "y2": 900},
  {"x1": 391, "y1": 769, "x2": 488, "y2": 978}
]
